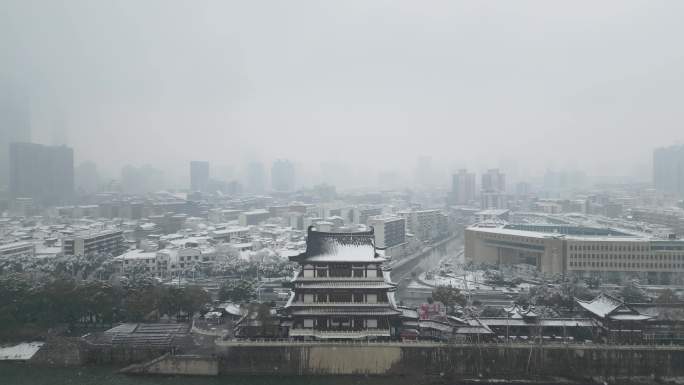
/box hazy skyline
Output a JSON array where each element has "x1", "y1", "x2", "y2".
[{"x1": 2, "y1": 1, "x2": 684, "y2": 187}]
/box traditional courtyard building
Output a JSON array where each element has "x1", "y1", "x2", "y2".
[
  {"x1": 575, "y1": 292, "x2": 652, "y2": 343},
  {"x1": 284, "y1": 226, "x2": 401, "y2": 339}
]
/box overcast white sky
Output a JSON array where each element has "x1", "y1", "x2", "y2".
[{"x1": 2, "y1": 1, "x2": 683, "y2": 187}]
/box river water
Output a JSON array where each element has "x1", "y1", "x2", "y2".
[{"x1": 1, "y1": 362, "x2": 592, "y2": 385}]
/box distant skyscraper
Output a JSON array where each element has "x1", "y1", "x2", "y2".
[
  {"x1": 0, "y1": 82, "x2": 31, "y2": 188},
  {"x1": 51, "y1": 113, "x2": 68, "y2": 146},
  {"x1": 9, "y1": 142, "x2": 74, "y2": 206},
  {"x1": 415, "y1": 156, "x2": 435, "y2": 188},
  {"x1": 450, "y1": 169, "x2": 476, "y2": 205},
  {"x1": 654, "y1": 145, "x2": 684, "y2": 196},
  {"x1": 120, "y1": 165, "x2": 165, "y2": 195},
  {"x1": 75, "y1": 161, "x2": 100, "y2": 194},
  {"x1": 271, "y1": 159, "x2": 295, "y2": 192},
  {"x1": 481, "y1": 168, "x2": 506, "y2": 193},
  {"x1": 190, "y1": 161, "x2": 210, "y2": 192},
  {"x1": 246, "y1": 162, "x2": 266, "y2": 194}
]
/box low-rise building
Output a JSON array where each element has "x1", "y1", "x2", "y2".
[
  {"x1": 368, "y1": 215, "x2": 407, "y2": 258},
  {"x1": 465, "y1": 223, "x2": 684, "y2": 283},
  {"x1": 115, "y1": 249, "x2": 158, "y2": 275},
  {"x1": 211, "y1": 226, "x2": 250, "y2": 243},
  {"x1": 63, "y1": 229, "x2": 126, "y2": 257},
  {"x1": 0, "y1": 241, "x2": 35, "y2": 260},
  {"x1": 398, "y1": 209, "x2": 448, "y2": 241},
  {"x1": 239, "y1": 209, "x2": 271, "y2": 226}
]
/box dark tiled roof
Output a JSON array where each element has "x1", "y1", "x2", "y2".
[{"x1": 290, "y1": 226, "x2": 381, "y2": 263}]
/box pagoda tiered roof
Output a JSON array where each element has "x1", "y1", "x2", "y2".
[
  {"x1": 290, "y1": 307, "x2": 402, "y2": 316},
  {"x1": 289, "y1": 226, "x2": 386, "y2": 263},
  {"x1": 287, "y1": 302, "x2": 396, "y2": 308}
]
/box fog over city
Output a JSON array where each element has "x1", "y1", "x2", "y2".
[
  {"x1": 2, "y1": 0, "x2": 684, "y2": 188},
  {"x1": 7, "y1": 2, "x2": 684, "y2": 383}
]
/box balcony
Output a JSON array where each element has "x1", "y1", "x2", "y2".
[
  {"x1": 289, "y1": 301, "x2": 390, "y2": 307},
  {"x1": 296, "y1": 276, "x2": 384, "y2": 281},
  {"x1": 288, "y1": 328, "x2": 391, "y2": 339}
]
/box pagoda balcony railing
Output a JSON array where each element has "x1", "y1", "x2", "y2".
[
  {"x1": 295, "y1": 276, "x2": 385, "y2": 281},
  {"x1": 289, "y1": 301, "x2": 391, "y2": 307},
  {"x1": 288, "y1": 328, "x2": 391, "y2": 338}
]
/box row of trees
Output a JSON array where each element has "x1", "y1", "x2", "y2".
[
  {"x1": 218, "y1": 279, "x2": 257, "y2": 303},
  {"x1": 0, "y1": 274, "x2": 209, "y2": 341},
  {"x1": 431, "y1": 286, "x2": 467, "y2": 314}
]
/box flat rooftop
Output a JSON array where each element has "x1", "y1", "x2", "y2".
[
  {"x1": 504, "y1": 224, "x2": 633, "y2": 237},
  {"x1": 468, "y1": 223, "x2": 653, "y2": 241}
]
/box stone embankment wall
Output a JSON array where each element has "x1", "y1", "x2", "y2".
[
  {"x1": 215, "y1": 343, "x2": 684, "y2": 379},
  {"x1": 121, "y1": 353, "x2": 219, "y2": 376},
  {"x1": 218, "y1": 344, "x2": 403, "y2": 375},
  {"x1": 80, "y1": 343, "x2": 173, "y2": 365},
  {"x1": 30, "y1": 337, "x2": 83, "y2": 366}
]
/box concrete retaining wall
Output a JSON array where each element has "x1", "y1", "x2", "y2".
[
  {"x1": 81, "y1": 343, "x2": 172, "y2": 365},
  {"x1": 215, "y1": 343, "x2": 684, "y2": 379},
  {"x1": 30, "y1": 337, "x2": 83, "y2": 367},
  {"x1": 122, "y1": 353, "x2": 219, "y2": 376}
]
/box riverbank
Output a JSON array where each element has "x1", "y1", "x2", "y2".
[{"x1": 5, "y1": 361, "x2": 682, "y2": 385}]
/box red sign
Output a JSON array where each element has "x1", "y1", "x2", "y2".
[{"x1": 419, "y1": 302, "x2": 446, "y2": 320}]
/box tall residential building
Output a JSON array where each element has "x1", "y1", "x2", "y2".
[
  {"x1": 285, "y1": 227, "x2": 400, "y2": 339},
  {"x1": 482, "y1": 168, "x2": 506, "y2": 193},
  {"x1": 398, "y1": 209, "x2": 448, "y2": 241},
  {"x1": 450, "y1": 169, "x2": 476, "y2": 205},
  {"x1": 246, "y1": 162, "x2": 266, "y2": 194},
  {"x1": 190, "y1": 161, "x2": 210, "y2": 192},
  {"x1": 654, "y1": 145, "x2": 684, "y2": 196},
  {"x1": 481, "y1": 191, "x2": 508, "y2": 210},
  {"x1": 415, "y1": 156, "x2": 435, "y2": 188},
  {"x1": 9, "y1": 142, "x2": 74, "y2": 206},
  {"x1": 354, "y1": 206, "x2": 383, "y2": 225},
  {"x1": 271, "y1": 159, "x2": 295, "y2": 192},
  {"x1": 368, "y1": 215, "x2": 406, "y2": 249}
]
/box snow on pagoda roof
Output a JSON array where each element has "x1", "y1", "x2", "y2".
[{"x1": 291, "y1": 226, "x2": 385, "y2": 263}]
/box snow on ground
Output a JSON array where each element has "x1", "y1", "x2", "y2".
[
  {"x1": 423, "y1": 271, "x2": 493, "y2": 290},
  {"x1": 421, "y1": 271, "x2": 521, "y2": 294},
  {"x1": 0, "y1": 342, "x2": 44, "y2": 361}
]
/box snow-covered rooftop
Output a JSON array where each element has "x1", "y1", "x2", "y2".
[
  {"x1": 0, "y1": 342, "x2": 44, "y2": 361},
  {"x1": 115, "y1": 249, "x2": 157, "y2": 260},
  {"x1": 575, "y1": 293, "x2": 624, "y2": 318}
]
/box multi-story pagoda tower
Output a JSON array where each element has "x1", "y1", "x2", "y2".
[{"x1": 284, "y1": 226, "x2": 401, "y2": 339}]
